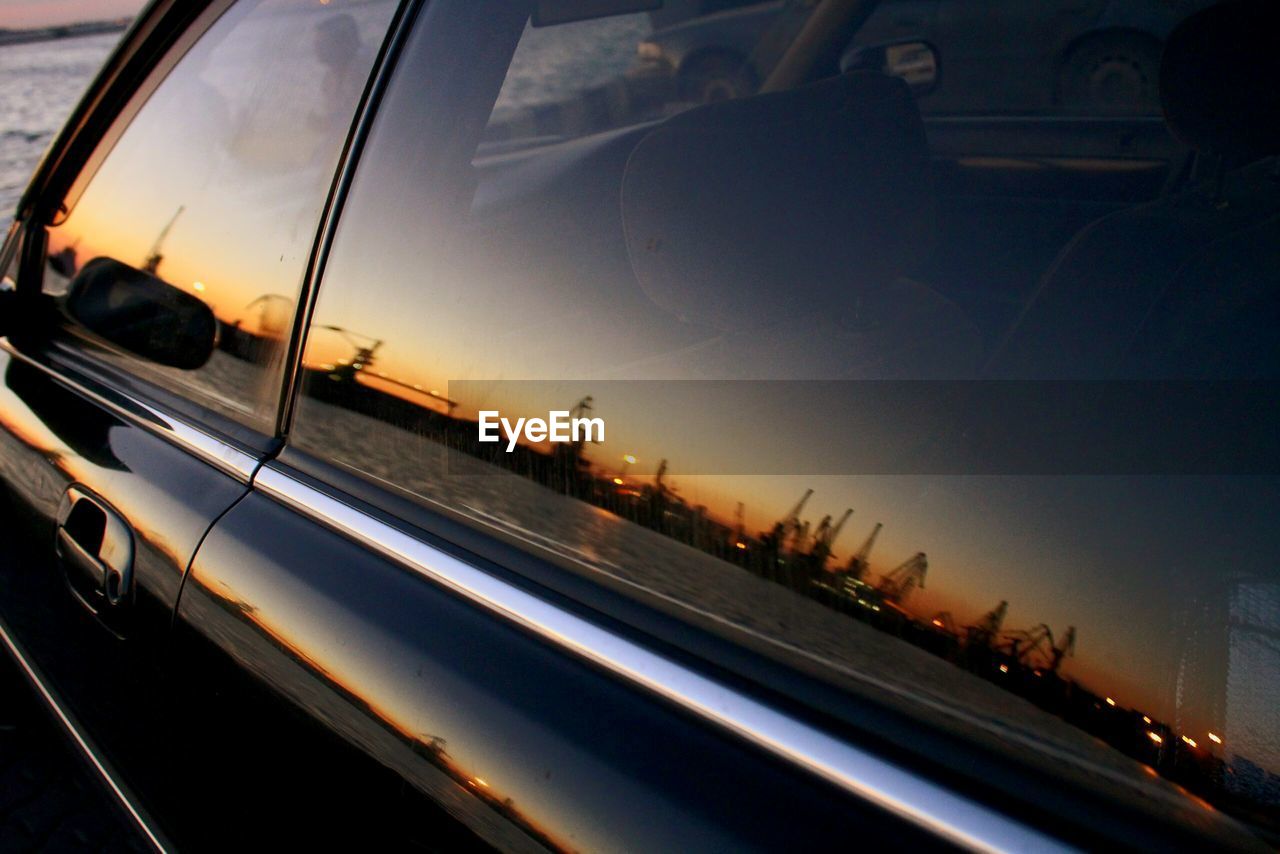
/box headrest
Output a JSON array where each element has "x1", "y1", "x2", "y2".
[
  {"x1": 621, "y1": 72, "x2": 934, "y2": 331},
  {"x1": 1160, "y1": 0, "x2": 1280, "y2": 165}
]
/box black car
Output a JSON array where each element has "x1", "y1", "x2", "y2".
[
  {"x1": 1, "y1": 0, "x2": 1278, "y2": 850},
  {"x1": 637, "y1": 0, "x2": 1218, "y2": 111}
]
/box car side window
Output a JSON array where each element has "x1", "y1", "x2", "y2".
[
  {"x1": 290, "y1": 0, "x2": 1280, "y2": 841},
  {"x1": 40, "y1": 0, "x2": 398, "y2": 433}
]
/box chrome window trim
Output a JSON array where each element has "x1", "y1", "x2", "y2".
[
  {"x1": 0, "y1": 220, "x2": 19, "y2": 273},
  {"x1": 275, "y1": 0, "x2": 422, "y2": 436},
  {"x1": 0, "y1": 341, "x2": 260, "y2": 482},
  {"x1": 0, "y1": 618, "x2": 168, "y2": 853},
  {"x1": 254, "y1": 463, "x2": 1069, "y2": 854}
]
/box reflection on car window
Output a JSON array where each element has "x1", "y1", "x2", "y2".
[
  {"x1": 42, "y1": 0, "x2": 397, "y2": 432},
  {"x1": 483, "y1": 13, "x2": 658, "y2": 150},
  {"x1": 293, "y1": 0, "x2": 1279, "y2": 842}
]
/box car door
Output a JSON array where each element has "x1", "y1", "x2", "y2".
[
  {"x1": 175, "y1": 1, "x2": 1274, "y2": 851},
  {"x1": 0, "y1": 0, "x2": 401, "y2": 847},
  {"x1": 175, "y1": 3, "x2": 983, "y2": 851}
]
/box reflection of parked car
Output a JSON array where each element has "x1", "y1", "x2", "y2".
[
  {"x1": 639, "y1": 0, "x2": 1218, "y2": 112},
  {"x1": 646, "y1": 0, "x2": 777, "y2": 30}
]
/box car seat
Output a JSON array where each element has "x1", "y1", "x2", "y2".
[
  {"x1": 985, "y1": 0, "x2": 1280, "y2": 379},
  {"x1": 620, "y1": 69, "x2": 982, "y2": 379}
]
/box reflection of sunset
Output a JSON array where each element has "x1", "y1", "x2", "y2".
[
  {"x1": 39, "y1": 0, "x2": 401, "y2": 434},
  {"x1": 51, "y1": 165, "x2": 314, "y2": 339},
  {"x1": 297, "y1": 200, "x2": 1280, "y2": 813},
  {"x1": 0, "y1": 351, "x2": 201, "y2": 580},
  {"x1": 302, "y1": 315, "x2": 1249, "y2": 732},
  {"x1": 189, "y1": 541, "x2": 582, "y2": 854}
]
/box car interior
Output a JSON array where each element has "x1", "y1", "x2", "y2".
[
  {"x1": 459, "y1": 0, "x2": 1278, "y2": 384},
  {"x1": 987, "y1": 0, "x2": 1280, "y2": 379}
]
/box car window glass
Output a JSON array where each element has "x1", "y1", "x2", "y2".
[
  {"x1": 41, "y1": 0, "x2": 398, "y2": 432},
  {"x1": 292, "y1": 0, "x2": 1280, "y2": 841}
]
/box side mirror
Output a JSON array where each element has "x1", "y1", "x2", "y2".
[
  {"x1": 840, "y1": 40, "x2": 939, "y2": 97},
  {"x1": 65, "y1": 257, "x2": 216, "y2": 370}
]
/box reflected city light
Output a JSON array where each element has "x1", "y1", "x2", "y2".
[
  {"x1": 1148, "y1": 732, "x2": 1164, "y2": 745},
  {"x1": 1208, "y1": 732, "x2": 1222, "y2": 745},
  {"x1": 1181, "y1": 736, "x2": 1198, "y2": 748}
]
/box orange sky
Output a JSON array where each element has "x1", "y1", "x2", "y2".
[{"x1": 0, "y1": 0, "x2": 143, "y2": 29}]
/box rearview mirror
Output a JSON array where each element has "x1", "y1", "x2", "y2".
[
  {"x1": 841, "y1": 40, "x2": 939, "y2": 96},
  {"x1": 65, "y1": 257, "x2": 216, "y2": 370}
]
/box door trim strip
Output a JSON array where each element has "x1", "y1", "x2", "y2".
[
  {"x1": 0, "y1": 618, "x2": 168, "y2": 853},
  {"x1": 255, "y1": 463, "x2": 1067, "y2": 854},
  {"x1": 1, "y1": 342, "x2": 260, "y2": 481}
]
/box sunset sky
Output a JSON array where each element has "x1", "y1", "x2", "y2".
[{"x1": 0, "y1": 0, "x2": 144, "y2": 29}]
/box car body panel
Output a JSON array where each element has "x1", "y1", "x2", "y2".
[
  {"x1": 177, "y1": 465, "x2": 951, "y2": 852},
  {"x1": 1, "y1": 0, "x2": 1277, "y2": 850},
  {"x1": 0, "y1": 339, "x2": 253, "y2": 848}
]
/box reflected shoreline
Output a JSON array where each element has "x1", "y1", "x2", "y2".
[{"x1": 290, "y1": 351, "x2": 1280, "y2": 837}]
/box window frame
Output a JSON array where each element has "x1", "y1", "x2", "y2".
[{"x1": 11, "y1": 0, "x2": 413, "y2": 452}]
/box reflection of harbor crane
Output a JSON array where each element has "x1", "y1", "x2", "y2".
[
  {"x1": 319, "y1": 324, "x2": 383, "y2": 377},
  {"x1": 1048, "y1": 626, "x2": 1076, "y2": 673},
  {"x1": 767, "y1": 489, "x2": 813, "y2": 553},
  {"x1": 876, "y1": 552, "x2": 927, "y2": 604},
  {"x1": 967, "y1": 600, "x2": 1008, "y2": 648},
  {"x1": 317, "y1": 324, "x2": 457, "y2": 415},
  {"x1": 652, "y1": 458, "x2": 670, "y2": 499},
  {"x1": 827, "y1": 509, "x2": 853, "y2": 547},
  {"x1": 143, "y1": 205, "x2": 184, "y2": 275},
  {"x1": 809, "y1": 508, "x2": 852, "y2": 568},
  {"x1": 791, "y1": 520, "x2": 811, "y2": 554},
  {"x1": 569, "y1": 396, "x2": 596, "y2": 453},
  {"x1": 1001, "y1": 623, "x2": 1077, "y2": 672},
  {"x1": 844, "y1": 522, "x2": 882, "y2": 581},
  {"x1": 811, "y1": 515, "x2": 831, "y2": 549},
  {"x1": 1003, "y1": 623, "x2": 1054, "y2": 664}
]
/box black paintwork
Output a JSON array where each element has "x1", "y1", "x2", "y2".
[
  {"x1": 0, "y1": 0, "x2": 1275, "y2": 850},
  {"x1": 179, "y1": 485, "x2": 946, "y2": 851}
]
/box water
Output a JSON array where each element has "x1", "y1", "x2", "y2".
[
  {"x1": 494, "y1": 15, "x2": 650, "y2": 117},
  {"x1": 0, "y1": 15, "x2": 653, "y2": 217},
  {"x1": 0, "y1": 32, "x2": 121, "y2": 216}
]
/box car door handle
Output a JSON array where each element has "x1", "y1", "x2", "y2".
[{"x1": 55, "y1": 486, "x2": 134, "y2": 609}]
